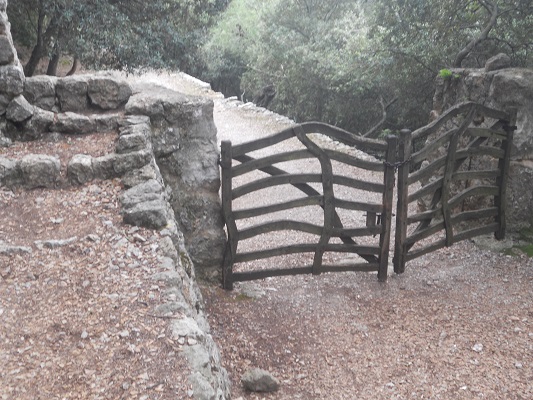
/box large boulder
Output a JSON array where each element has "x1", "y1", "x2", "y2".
[
  {"x1": 0, "y1": 64, "x2": 24, "y2": 113},
  {"x1": 20, "y1": 154, "x2": 60, "y2": 188},
  {"x1": 88, "y1": 76, "x2": 132, "y2": 110},
  {"x1": 485, "y1": 53, "x2": 511, "y2": 72},
  {"x1": 488, "y1": 69, "x2": 533, "y2": 158},
  {"x1": 53, "y1": 111, "x2": 96, "y2": 134},
  {"x1": 24, "y1": 75, "x2": 58, "y2": 111},
  {"x1": 6, "y1": 95, "x2": 33, "y2": 122},
  {"x1": 22, "y1": 107, "x2": 54, "y2": 140},
  {"x1": 56, "y1": 75, "x2": 89, "y2": 112},
  {"x1": 68, "y1": 154, "x2": 94, "y2": 185}
]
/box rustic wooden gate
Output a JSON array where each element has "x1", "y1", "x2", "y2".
[
  {"x1": 220, "y1": 123, "x2": 398, "y2": 289},
  {"x1": 393, "y1": 102, "x2": 515, "y2": 273},
  {"x1": 220, "y1": 103, "x2": 515, "y2": 289}
]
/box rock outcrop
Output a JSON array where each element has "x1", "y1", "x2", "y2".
[
  {"x1": 126, "y1": 82, "x2": 225, "y2": 278},
  {"x1": 432, "y1": 54, "x2": 533, "y2": 231}
]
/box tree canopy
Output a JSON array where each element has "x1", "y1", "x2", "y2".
[
  {"x1": 201, "y1": 0, "x2": 533, "y2": 133},
  {"x1": 8, "y1": 0, "x2": 533, "y2": 132},
  {"x1": 9, "y1": 0, "x2": 229, "y2": 76}
]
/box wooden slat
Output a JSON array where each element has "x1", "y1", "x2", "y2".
[
  {"x1": 408, "y1": 178, "x2": 444, "y2": 203},
  {"x1": 406, "y1": 223, "x2": 500, "y2": 261},
  {"x1": 405, "y1": 207, "x2": 498, "y2": 246},
  {"x1": 411, "y1": 102, "x2": 509, "y2": 141},
  {"x1": 234, "y1": 196, "x2": 323, "y2": 220},
  {"x1": 232, "y1": 173, "x2": 321, "y2": 199},
  {"x1": 232, "y1": 149, "x2": 313, "y2": 177},
  {"x1": 231, "y1": 263, "x2": 379, "y2": 281},
  {"x1": 232, "y1": 127, "x2": 295, "y2": 156},
  {"x1": 238, "y1": 221, "x2": 380, "y2": 241},
  {"x1": 448, "y1": 185, "x2": 499, "y2": 208},
  {"x1": 294, "y1": 126, "x2": 334, "y2": 274},
  {"x1": 233, "y1": 267, "x2": 314, "y2": 282},
  {"x1": 411, "y1": 128, "x2": 458, "y2": 164},
  {"x1": 318, "y1": 263, "x2": 380, "y2": 273},
  {"x1": 452, "y1": 169, "x2": 501, "y2": 181},
  {"x1": 332, "y1": 226, "x2": 382, "y2": 237},
  {"x1": 333, "y1": 176, "x2": 385, "y2": 193},
  {"x1": 408, "y1": 156, "x2": 446, "y2": 185},
  {"x1": 453, "y1": 207, "x2": 499, "y2": 223},
  {"x1": 235, "y1": 243, "x2": 381, "y2": 263},
  {"x1": 406, "y1": 239, "x2": 447, "y2": 261},
  {"x1": 238, "y1": 220, "x2": 324, "y2": 240},
  {"x1": 408, "y1": 207, "x2": 442, "y2": 224},
  {"x1": 408, "y1": 147, "x2": 504, "y2": 185},
  {"x1": 299, "y1": 122, "x2": 388, "y2": 152},
  {"x1": 324, "y1": 149, "x2": 385, "y2": 172},
  {"x1": 334, "y1": 199, "x2": 383, "y2": 213},
  {"x1": 405, "y1": 221, "x2": 446, "y2": 246},
  {"x1": 466, "y1": 127, "x2": 507, "y2": 140},
  {"x1": 231, "y1": 121, "x2": 388, "y2": 157}
]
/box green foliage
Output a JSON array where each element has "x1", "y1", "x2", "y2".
[
  {"x1": 202, "y1": 0, "x2": 533, "y2": 133},
  {"x1": 201, "y1": 0, "x2": 268, "y2": 97},
  {"x1": 517, "y1": 244, "x2": 533, "y2": 257},
  {"x1": 439, "y1": 69, "x2": 453, "y2": 79},
  {"x1": 439, "y1": 69, "x2": 461, "y2": 80},
  {"x1": 9, "y1": 0, "x2": 229, "y2": 75}
]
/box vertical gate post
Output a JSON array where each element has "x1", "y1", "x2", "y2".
[
  {"x1": 393, "y1": 129, "x2": 412, "y2": 274},
  {"x1": 495, "y1": 124, "x2": 514, "y2": 240},
  {"x1": 220, "y1": 140, "x2": 235, "y2": 290},
  {"x1": 378, "y1": 135, "x2": 398, "y2": 282}
]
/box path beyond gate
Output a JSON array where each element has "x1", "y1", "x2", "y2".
[{"x1": 220, "y1": 102, "x2": 515, "y2": 290}]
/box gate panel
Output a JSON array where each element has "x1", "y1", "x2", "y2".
[
  {"x1": 394, "y1": 102, "x2": 515, "y2": 273},
  {"x1": 220, "y1": 122, "x2": 396, "y2": 289}
]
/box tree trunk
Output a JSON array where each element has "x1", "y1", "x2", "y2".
[
  {"x1": 46, "y1": 46, "x2": 61, "y2": 76},
  {"x1": 24, "y1": 43, "x2": 44, "y2": 77},
  {"x1": 24, "y1": 2, "x2": 46, "y2": 77},
  {"x1": 66, "y1": 57, "x2": 80, "y2": 76}
]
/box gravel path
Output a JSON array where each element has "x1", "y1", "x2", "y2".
[{"x1": 129, "y1": 71, "x2": 533, "y2": 399}]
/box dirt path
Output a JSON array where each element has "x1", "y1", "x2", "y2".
[{"x1": 111, "y1": 72, "x2": 533, "y2": 399}]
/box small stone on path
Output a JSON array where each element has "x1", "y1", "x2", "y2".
[{"x1": 241, "y1": 368, "x2": 280, "y2": 393}]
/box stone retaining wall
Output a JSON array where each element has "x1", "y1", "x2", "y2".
[
  {"x1": 0, "y1": 112, "x2": 231, "y2": 399},
  {"x1": 0, "y1": 2, "x2": 229, "y2": 397}
]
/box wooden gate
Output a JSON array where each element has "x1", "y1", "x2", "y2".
[
  {"x1": 393, "y1": 102, "x2": 515, "y2": 273},
  {"x1": 220, "y1": 123, "x2": 398, "y2": 289},
  {"x1": 220, "y1": 103, "x2": 515, "y2": 289}
]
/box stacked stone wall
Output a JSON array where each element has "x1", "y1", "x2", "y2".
[{"x1": 0, "y1": 2, "x2": 229, "y2": 398}]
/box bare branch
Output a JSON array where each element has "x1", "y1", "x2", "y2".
[
  {"x1": 453, "y1": 1, "x2": 499, "y2": 68},
  {"x1": 363, "y1": 96, "x2": 398, "y2": 138}
]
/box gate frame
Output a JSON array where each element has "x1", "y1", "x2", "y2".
[{"x1": 220, "y1": 123, "x2": 398, "y2": 290}]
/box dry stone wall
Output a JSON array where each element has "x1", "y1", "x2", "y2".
[{"x1": 0, "y1": 2, "x2": 229, "y2": 397}]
